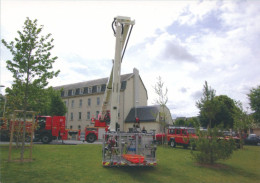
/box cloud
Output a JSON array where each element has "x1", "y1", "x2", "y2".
[
  {"x1": 191, "y1": 90, "x2": 203, "y2": 100},
  {"x1": 180, "y1": 87, "x2": 188, "y2": 93},
  {"x1": 1, "y1": 0, "x2": 260, "y2": 118},
  {"x1": 161, "y1": 40, "x2": 197, "y2": 62}
]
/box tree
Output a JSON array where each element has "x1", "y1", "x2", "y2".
[
  {"x1": 48, "y1": 88, "x2": 67, "y2": 116},
  {"x1": 174, "y1": 117, "x2": 199, "y2": 127},
  {"x1": 186, "y1": 117, "x2": 200, "y2": 127},
  {"x1": 196, "y1": 82, "x2": 238, "y2": 129},
  {"x1": 214, "y1": 95, "x2": 237, "y2": 129},
  {"x1": 248, "y1": 85, "x2": 260, "y2": 123},
  {"x1": 191, "y1": 127, "x2": 236, "y2": 164},
  {"x1": 196, "y1": 81, "x2": 220, "y2": 128},
  {"x1": 174, "y1": 118, "x2": 186, "y2": 126},
  {"x1": 0, "y1": 94, "x2": 6, "y2": 117},
  {"x1": 2, "y1": 17, "x2": 59, "y2": 161},
  {"x1": 233, "y1": 101, "x2": 254, "y2": 149},
  {"x1": 153, "y1": 76, "x2": 169, "y2": 144}
]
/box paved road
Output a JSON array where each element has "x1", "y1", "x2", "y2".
[{"x1": 0, "y1": 139, "x2": 103, "y2": 145}]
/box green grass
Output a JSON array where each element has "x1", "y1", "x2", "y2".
[{"x1": 0, "y1": 144, "x2": 260, "y2": 183}]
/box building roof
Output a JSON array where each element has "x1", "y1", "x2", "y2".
[
  {"x1": 53, "y1": 73, "x2": 133, "y2": 90},
  {"x1": 125, "y1": 105, "x2": 160, "y2": 123}
]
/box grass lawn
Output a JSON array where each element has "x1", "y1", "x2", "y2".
[{"x1": 0, "y1": 144, "x2": 259, "y2": 183}]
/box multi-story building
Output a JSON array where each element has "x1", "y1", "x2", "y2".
[
  {"x1": 54, "y1": 68, "x2": 147, "y2": 131},
  {"x1": 54, "y1": 68, "x2": 173, "y2": 133}
]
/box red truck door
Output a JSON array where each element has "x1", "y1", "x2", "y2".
[
  {"x1": 167, "y1": 128, "x2": 175, "y2": 141},
  {"x1": 181, "y1": 129, "x2": 189, "y2": 144},
  {"x1": 52, "y1": 116, "x2": 65, "y2": 137},
  {"x1": 175, "y1": 129, "x2": 182, "y2": 143},
  {"x1": 44, "y1": 116, "x2": 52, "y2": 130}
]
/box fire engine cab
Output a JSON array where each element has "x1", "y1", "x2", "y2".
[{"x1": 34, "y1": 116, "x2": 68, "y2": 144}]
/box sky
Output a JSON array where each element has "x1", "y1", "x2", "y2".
[{"x1": 1, "y1": 0, "x2": 260, "y2": 118}]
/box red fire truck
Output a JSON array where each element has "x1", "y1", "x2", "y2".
[
  {"x1": 84, "y1": 111, "x2": 109, "y2": 143},
  {"x1": 156, "y1": 127, "x2": 241, "y2": 149},
  {"x1": 34, "y1": 116, "x2": 69, "y2": 144},
  {"x1": 0, "y1": 116, "x2": 81, "y2": 144},
  {"x1": 0, "y1": 117, "x2": 36, "y2": 142}
]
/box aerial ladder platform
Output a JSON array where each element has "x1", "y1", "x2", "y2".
[{"x1": 100, "y1": 16, "x2": 157, "y2": 167}]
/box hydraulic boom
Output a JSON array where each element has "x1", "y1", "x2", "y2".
[{"x1": 100, "y1": 16, "x2": 135, "y2": 132}]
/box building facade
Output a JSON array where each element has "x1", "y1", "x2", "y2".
[{"x1": 54, "y1": 68, "x2": 148, "y2": 132}]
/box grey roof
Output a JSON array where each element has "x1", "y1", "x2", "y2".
[
  {"x1": 53, "y1": 73, "x2": 133, "y2": 90},
  {"x1": 125, "y1": 105, "x2": 160, "y2": 123}
]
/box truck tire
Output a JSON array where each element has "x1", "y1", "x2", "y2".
[
  {"x1": 183, "y1": 144, "x2": 188, "y2": 149},
  {"x1": 42, "y1": 134, "x2": 51, "y2": 144},
  {"x1": 190, "y1": 145, "x2": 196, "y2": 150},
  {"x1": 170, "y1": 139, "x2": 176, "y2": 148},
  {"x1": 86, "y1": 133, "x2": 96, "y2": 143}
]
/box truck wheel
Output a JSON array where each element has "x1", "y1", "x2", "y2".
[
  {"x1": 170, "y1": 140, "x2": 176, "y2": 148},
  {"x1": 183, "y1": 144, "x2": 188, "y2": 149},
  {"x1": 42, "y1": 134, "x2": 51, "y2": 144},
  {"x1": 190, "y1": 145, "x2": 196, "y2": 150},
  {"x1": 86, "y1": 133, "x2": 96, "y2": 143}
]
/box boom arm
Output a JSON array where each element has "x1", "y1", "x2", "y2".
[{"x1": 99, "y1": 16, "x2": 135, "y2": 132}]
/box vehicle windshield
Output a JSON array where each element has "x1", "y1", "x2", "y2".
[
  {"x1": 37, "y1": 117, "x2": 46, "y2": 129},
  {"x1": 87, "y1": 128, "x2": 97, "y2": 131},
  {"x1": 187, "y1": 129, "x2": 195, "y2": 134}
]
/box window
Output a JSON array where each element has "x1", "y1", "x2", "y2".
[
  {"x1": 97, "y1": 97, "x2": 100, "y2": 105},
  {"x1": 97, "y1": 85, "x2": 101, "y2": 93},
  {"x1": 72, "y1": 90, "x2": 75, "y2": 96},
  {"x1": 88, "y1": 87, "x2": 92, "y2": 94},
  {"x1": 64, "y1": 101, "x2": 67, "y2": 106},
  {"x1": 188, "y1": 129, "x2": 195, "y2": 134},
  {"x1": 78, "y1": 125, "x2": 81, "y2": 130},
  {"x1": 71, "y1": 100, "x2": 74, "y2": 108},
  {"x1": 64, "y1": 90, "x2": 68, "y2": 96},
  {"x1": 70, "y1": 112, "x2": 73, "y2": 121},
  {"x1": 80, "y1": 88, "x2": 83, "y2": 95},
  {"x1": 176, "y1": 129, "x2": 181, "y2": 134},
  {"x1": 182, "y1": 130, "x2": 187, "y2": 135},
  {"x1": 86, "y1": 128, "x2": 97, "y2": 132},
  {"x1": 169, "y1": 129, "x2": 175, "y2": 134},
  {"x1": 79, "y1": 99, "x2": 82, "y2": 108},
  {"x1": 87, "y1": 112, "x2": 90, "y2": 120},
  {"x1": 88, "y1": 98, "x2": 91, "y2": 106},
  {"x1": 70, "y1": 125, "x2": 73, "y2": 129},
  {"x1": 96, "y1": 111, "x2": 99, "y2": 118},
  {"x1": 79, "y1": 112, "x2": 82, "y2": 120}
]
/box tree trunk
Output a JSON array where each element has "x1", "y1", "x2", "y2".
[
  {"x1": 21, "y1": 111, "x2": 27, "y2": 161},
  {"x1": 239, "y1": 130, "x2": 243, "y2": 149},
  {"x1": 21, "y1": 49, "x2": 31, "y2": 161}
]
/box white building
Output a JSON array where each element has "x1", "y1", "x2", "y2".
[{"x1": 54, "y1": 68, "x2": 172, "y2": 133}]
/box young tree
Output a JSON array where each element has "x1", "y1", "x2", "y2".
[
  {"x1": 248, "y1": 85, "x2": 260, "y2": 123},
  {"x1": 2, "y1": 18, "x2": 60, "y2": 161},
  {"x1": 153, "y1": 76, "x2": 169, "y2": 144},
  {"x1": 196, "y1": 81, "x2": 220, "y2": 128},
  {"x1": 191, "y1": 127, "x2": 236, "y2": 164}
]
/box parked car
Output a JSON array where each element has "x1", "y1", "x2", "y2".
[{"x1": 244, "y1": 134, "x2": 260, "y2": 146}]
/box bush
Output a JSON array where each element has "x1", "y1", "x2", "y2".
[{"x1": 191, "y1": 128, "x2": 236, "y2": 164}]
